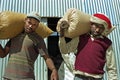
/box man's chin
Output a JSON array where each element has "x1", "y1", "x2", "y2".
[{"x1": 25, "y1": 30, "x2": 33, "y2": 33}]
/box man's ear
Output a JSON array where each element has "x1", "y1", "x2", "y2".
[{"x1": 24, "y1": 17, "x2": 27, "y2": 22}]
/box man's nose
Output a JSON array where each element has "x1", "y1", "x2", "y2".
[
  {"x1": 95, "y1": 28, "x2": 100, "y2": 32},
  {"x1": 29, "y1": 25, "x2": 32, "y2": 27},
  {"x1": 29, "y1": 25, "x2": 32, "y2": 28},
  {"x1": 29, "y1": 25, "x2": 33, "y2": 29}
]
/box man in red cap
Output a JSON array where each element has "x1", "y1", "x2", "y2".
[{"x1": 59, "y1": 13, "x2": 117, "y2": 80}]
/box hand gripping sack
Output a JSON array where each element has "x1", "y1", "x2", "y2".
[
  {"x1": 0, "y1": 11, "x2": 53, "y2": 39},
  {"x1": 56, "y1": 8, "x2": 91, "y2": 38}
]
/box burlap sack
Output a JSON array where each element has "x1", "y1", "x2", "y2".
[
  {"x1": 0, "y1": 11, "x2": 53, "y2": 39},
  {"x1": 56, "y1": 8, "x2": 91, "y2": 38}
]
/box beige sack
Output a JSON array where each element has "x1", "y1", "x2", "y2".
[
  {"x1": 56, "y1": 8, "x2": 91, "y2": 38},
  {"x1": 0, "y1": 11, "x2": 53, "y2": 39}
]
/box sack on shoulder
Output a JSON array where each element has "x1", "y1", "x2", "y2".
[
  {"x1": 0, "y1": 11, "x2": 53, "y2": 39},
  {"x1": 56, "y1": 8, "x2": 91, "y2": 38}
]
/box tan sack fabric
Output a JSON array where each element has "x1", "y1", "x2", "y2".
[
  {"x1": 0, "y1": 11, "x2": 53, "y2": 39},
  {"x1": 56, "y1": 8, "x2": 91, "y2": 38}
]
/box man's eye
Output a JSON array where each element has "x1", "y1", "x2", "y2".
[{"x1": 28, "y1": 22, "x2": 31, "y2": 24}]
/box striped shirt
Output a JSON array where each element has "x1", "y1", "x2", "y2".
[{"x1": 4, "y1": 32, "x2": 47, "y2": 80}]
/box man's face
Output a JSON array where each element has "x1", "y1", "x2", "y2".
[
  {"x1": 24, "y1": 18, "x2": 39, "y2": 33},
  {"x1": 90, "y1": 23, "x2": 105, "y2": 37}
]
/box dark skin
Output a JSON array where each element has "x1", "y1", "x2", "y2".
[
  {"x1": 0, "y1": 17, "x2": 58, "y2": 80},
  {"x1": 90, "y1": 23, "x2": 105, "y2": 37},
  {"x1": 0, "y1": 43, "x2": 9, "y2": 58},
  {"x1": 59, "y1": 20, "x2": 69, "y2": 37}
]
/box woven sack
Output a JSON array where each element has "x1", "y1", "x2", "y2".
[
  {"x1": 56, "y1": 8, "x2": 91, "y2": 38},
  {"x1": 0, "y1": 11, "x2": 53, "y2": 39}
]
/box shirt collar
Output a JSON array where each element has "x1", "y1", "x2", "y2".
[
  {"x1": 90, "y1": 34, "x2": 104, "y2": 39},
  {"x1": 88, "y1": 33, "x2": 104, "y2": 41}
]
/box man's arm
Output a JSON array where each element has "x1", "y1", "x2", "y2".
[
  {"x1": 59, "y1": 20, "x2": 79, "y2": 54},
  {"x1": 0, "y1": 40, "x2": 10, "y2": 58},
  {"x1": 36, "y1": 37, "x2": 58, "y2": 80},
  {"x1": 43, "y1": 54, "x2": 58, "y2": 80},
  {"x1": 106, "y1": 45, "x2": 118, "y2": 80}
]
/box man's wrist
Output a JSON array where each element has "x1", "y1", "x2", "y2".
[{"x1": 51, "y1": 67, "x2": 56, "y2": 71}]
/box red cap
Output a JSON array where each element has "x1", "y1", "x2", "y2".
[{"x1": 93, "y1": 13, "x2": 112, "y2": 29}]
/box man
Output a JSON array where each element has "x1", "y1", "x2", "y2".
[
  {"x1": 59, "y1": 13, "x2": 117, "y2": 80},
  {"x1": 0, "y1": 12, "x2": 58, "y2": 80}
]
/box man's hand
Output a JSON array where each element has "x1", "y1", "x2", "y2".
[
  {"x1": 50, "y1": 68, "x2": 58, "y2": 80},
  {"x1": 59, "y1": 20, "x2": 69, "y2": 37}
]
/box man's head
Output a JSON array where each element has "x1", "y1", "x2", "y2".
[
  {"x1": 90, "y1": 13, "x2": 112, "y2": 36},
  {"x1": 24, "y1": 12, "x2": 41, "y2": 33},
  {"x1": 90, "y1": 23, "x2": 105, "y2": 37}
]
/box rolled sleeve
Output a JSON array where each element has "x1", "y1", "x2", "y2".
[{"x1": 106, "y1": 45, "x2": 118, "y2": 80}]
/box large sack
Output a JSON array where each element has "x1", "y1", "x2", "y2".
[
  {"x1": 56, "y1": 8, "x2": 91, "y2": 38},
  {"x1": 0, "y1": 11, "x2": 53, "y2": 39},
  {"x1": 56, "y1": 8, "x2": 115, "y2": 38}
]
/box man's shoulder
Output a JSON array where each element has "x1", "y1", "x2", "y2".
[
  {"x1": 30, "y1": 32, "x2": 44, "y2": 43},
  {"x1": 102, "y1": 36, "x2": 112, "y2": 45}
]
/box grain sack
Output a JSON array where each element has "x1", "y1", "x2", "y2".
[
  {"x1": 56, "y1": 8, "x2": 91, "y2": 38},
  {"x1": 0, "y1": 11, "x2": 53, "y2": 39}
]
